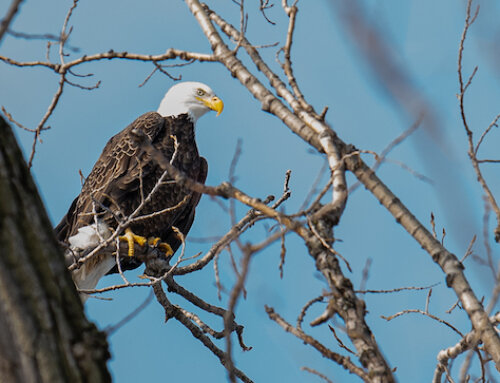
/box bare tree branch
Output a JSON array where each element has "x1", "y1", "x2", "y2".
[
  {"x1": 0, "y1": 0, "x2": 23, "y2": 43},
  {"x1": 265, "y1": 305, "x2": 370, "y2": 382}
]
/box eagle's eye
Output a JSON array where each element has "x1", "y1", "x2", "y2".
[{"x1": 196, "y1": 89, "x2": 206, "y2": 97}]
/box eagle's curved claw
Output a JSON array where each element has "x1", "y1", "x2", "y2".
[
  {"x1": 148, "y1": 237, "x2": 173, "y2": 257},
  {"x1": 119, "y1": 228, "x2": 147, "y2": 257}
]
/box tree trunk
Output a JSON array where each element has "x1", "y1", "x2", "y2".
[{"x1": 0, "y1": 116, "x2": 111, "y2": 383}]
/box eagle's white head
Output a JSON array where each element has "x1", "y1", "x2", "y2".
[{"x1": 157, "y1": 81, "x2": 224, "y2": 123}]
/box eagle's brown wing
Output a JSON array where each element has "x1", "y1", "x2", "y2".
[
  {"x1": 55, "y1": 112, "x2": 166, "y2": 243},
  {"x1": 107, "y1": 156, "x2": 208, "y2": 274}
]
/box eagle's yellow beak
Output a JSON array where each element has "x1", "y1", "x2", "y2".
[{"x1": 199, "y1": 96, "x2": 224, "y2": 116}]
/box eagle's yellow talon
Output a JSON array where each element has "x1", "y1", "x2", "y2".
[
  {"x1": 147, "y1": 237, "x2": 173, "y2": 257},
  {"x1": 119, "y1": 228, "x2": 147, "y2": 257},
  {"x1": 148, "y1": 237, "x2": 161, "y2": 247},
  {"x1": 159, "y1": 242, "x2": 173, "y2": 257}
]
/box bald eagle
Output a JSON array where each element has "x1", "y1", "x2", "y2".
[{"x1": 55, "y1": 82, "x2": 223, "y2": 300}]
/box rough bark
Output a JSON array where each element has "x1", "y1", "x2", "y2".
[
  {"x1": 307, "y1": 219, "x2": 395, "y2": 383},
  {"x1": 0, "y1": 115, "x2": 111, "y2": 383}
]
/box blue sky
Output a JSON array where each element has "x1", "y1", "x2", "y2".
[{"x1": 2, "y1": 0, "x2": 500, "y2": 381}]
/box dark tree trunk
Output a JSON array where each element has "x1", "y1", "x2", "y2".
[{"x1": 0, "y1": 116, "x2": 111, "y2": 383}]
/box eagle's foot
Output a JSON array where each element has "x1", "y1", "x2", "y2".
[
  {"x1": 119, "y1": 228, "x2": 148, "y2": 257},
  {"x1": 148, "y1": 237, "x2": 173, "y2": 257}
]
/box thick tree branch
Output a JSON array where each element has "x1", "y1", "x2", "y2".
[
  {"x1": 184, "y1": 3, "x2": 395, "y2": 380},
  {"x1": 152, "y1": 283, "x2": 253, "y2": 383},
  {"x1": 0, "y1": 115, "x2": 111, "y2": 382},
  {"x1": 346, "y1": 154, "x2": 500, "y2": 370},
  {"x1": 185, "y1": 0, "x2": 500, "y2": 371}
]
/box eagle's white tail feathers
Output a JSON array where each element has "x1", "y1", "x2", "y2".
[{"x1": 65, "y1": 221, "x2": 114, "y2": 302}]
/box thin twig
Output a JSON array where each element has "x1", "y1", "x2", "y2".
[
  {"x1": 265, "y1": 305, "x2": 370, "y2": 382},
  {"x1": 382, "y1": 309, "x2": 464, "y2": 337},
  {"x1": 301, "y1": 366, "x2": 334, "y2": 383},
  {"x1": 356, "y1": 282, "x2": 439, "y2": 295}
]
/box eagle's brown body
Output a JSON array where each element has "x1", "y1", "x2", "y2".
[{"x1": 55, "y1": 111, "x2": 207, "y2": 273}]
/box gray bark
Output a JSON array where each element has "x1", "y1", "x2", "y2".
[{"x1": 0, "y1": 115, "x2": 111, "y2": 383}]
